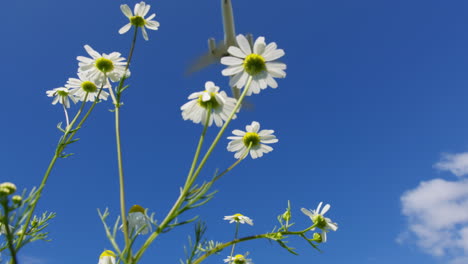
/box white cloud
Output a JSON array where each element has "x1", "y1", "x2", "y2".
[
  {"x1": 400, "y1": 153, "x2": 468, "y2": 262},
  {"x1": 434, "y1": 152, "x2": 468, "y2": 177}
]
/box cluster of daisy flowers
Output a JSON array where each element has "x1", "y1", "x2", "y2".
[
  {"x1": 180, "y1": 34, "x2": 286, "y2": 160},
  {"x1": 46, "y1": 45, "x2": 125, "y2": 109},
  {"x1": 46, "y1": 1, "x2": 160, "y2": 110}
]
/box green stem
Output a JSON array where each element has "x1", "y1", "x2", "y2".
[
  {"x1": 192, "y1": 226, "x2": 317, "y2": 264},
  {"x1": 133, "y1": 77, "x2": 253, "y2": 262},
  {"x1": 107, "y1": 26, "x2": 139, "y2": 262},
  {"x1": 16, "y1": 90, "x2": 98, "y2": 248},
  {"x1": 190, "y1": 76, "x2": 253, "y2": 186},
  {"x1": 212, "y1": 144, "x2": 251, "y2": 183},
  {"x1": 185, "y1": 106, "x2": 212, "y2": 187},
  {"x1": 2, "y1": 202, "x2": 18, "y2": 264},
  {"x1": 228, "y1": 223, "x2": 240, "y2": 262}
]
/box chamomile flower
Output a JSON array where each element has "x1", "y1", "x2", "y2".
[
  {"x1": 98, "y1": 250, "x2": 116, "y2": 264},
  {"x1": 127, "y1": 205, "x2": 152, "y2": 235},
  {"x1": 46, "y1": 87, "x2": 77, "y2": 108},
  {"x1": 221, "y1": 34, "x2": 286, "y2": 95},
  {"x1": 223, "y1": 213, "x2": 253, "y2": 225},
  {"x1": 181, "y1": 81, "x2": 237, "y2": 127},
  {"x1": 119, "y1": 1, "x2": 160, "y2": 41},
  {"x1": 301, "y1": 202, "x2": 338, "y2": 243},
  {"x1": 227, "y1": 121, "x2": 278, "y2": 159},
  {"x1": 223, "y1": 254, "x2": 253, "y2": 264},
  {"x1": 66, "y1": 72, "x2": 110, "y2": 102},
  {"x1": 77, "y1": 45, "x2": 129, "y2": 85}
]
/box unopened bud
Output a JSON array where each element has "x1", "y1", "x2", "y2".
[
  {"x1": 12, "y1": 195, "x2": 22, "y2": 204},
  {"x1": 312, "y1": 232, "x2": 324, "y2": 243},
  {"x1": 0, "y1": 182, "x2": 16, "y2": 195}
]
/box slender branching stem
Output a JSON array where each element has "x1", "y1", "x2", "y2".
[
  {"x1": 133, "y1": 76, "x2": 254, "y2": 263},
  {"x1": 228, "y1": 223, "x2": 240, "y2": 262},
  {"x1": 106, "y1": 26, "x2": 138, "y2": 262},
  {"x1": 185, "y1": 106, "x2": 212, "y2": 187},
  {"x1": 192, "y1": 225, "x2": 317, "y2": 264}
]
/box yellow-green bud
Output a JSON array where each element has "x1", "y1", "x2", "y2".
[
  {"x1": 0, "y1": 182, "x2": 16, "y2": 195},
  {"x1": 312, "y1": 232, "x2": 323, "y2": 243},
  {"x1": 282, "y1": 210, "x2": 291, "y2": 222},
  {"x1": 12, "y1": 195, "x2": 22, "y2": 204}
]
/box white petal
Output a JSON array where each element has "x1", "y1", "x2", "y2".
[
  {"x1": 228, "y1": 46, "x2": 247, "y2": 58},
  {"x1": 321, "y1": 204, "x2": 330, "y2": 215},
  {"x1": 221, "y1": 56, "x2": 244, "y2": 66},
  {"x1": 222, "y1": 65, "x2": 244, "y2": 76},
  {"x1": 119, "y1": 23, "x2": 132, "y2": 34},
  {"x1": 253, "y1": 37, "x2": 265, "y2": 54},
  {"x1": 263, "y1": 49, "x2": 285, "y2": 61},
  {"x1": 236, "y1": 34, "x2": 252, "y2": 55},
  {"x1": 120, "y1": 4, "x2": 133, "y2": 18},
  {"x1": 250, "y1": 121, "x2": 260, "y2": 132},
  {"x1": 258, "y1": 129, "x2": 274, "y2": 136},
  {"x1": 202, "y1": 93, "x2": 211, "y2": 102},
  {"x1": 141, "y1": 27, "x2": 149, "y2": 41},
  {"x1": 316, "y1": 202, "x2": 323, "y2": 214},
  {"x1": 84, "y1": 45, "x2": 100, "y2": 59},
  {"x1": 232, "y1": 129, "x2": 245, "y2": 136},
  {"x1": 145, "y1": 20, "x2": 160, "y2": 30},
  {"x1": 301, "y1": 208, "x2": 314, "y2": 218}
]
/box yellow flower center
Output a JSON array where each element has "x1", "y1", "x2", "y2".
[
  {"x1": 198, "y1": 92, "x2": 220, "y2": 109},
  {"x1": 130, "y1": 16, "x2": 146, "y2": 27},
  {"x1": 100, "y1": 250, "x2": 116, "y2": 258},
  {"x1": 312, "y1": 214, "x2": 327, "y2": 229},
  {"x1": 242, "y1": 132, "x2": 260, "y2": 147},
  {"x1": 56, "y1": 90, "x2": 69, "y2": 97},
  {"x1": 95, "y1": 57, "x2": 114, "y2": 73},
  {"x1": 243, "y1": 54, "x2": 266, "y2": 76},
  {"x1": 81, "y1": 81, "x2": 98, "y2": 93},
  {"x1": 129, "y1": 204, "x2": 145, "y2": 214},
  {"x1": 233, "y1": 254, "x2": 246, "y2": 264}
]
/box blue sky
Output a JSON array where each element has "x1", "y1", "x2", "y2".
[{"x1": 3, "y1": 0, "x2": 468, "y2": 263}]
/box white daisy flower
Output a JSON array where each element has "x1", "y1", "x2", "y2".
[
  {"x1": 46, "y1": 87, "x2": 77, "y2": 108},
  {"x1": 301, "y1": 202, "x2": 338, "y2": 243},
  {"x1": 77, "y1": 45, "x2": 129, "y2": 85},
  {"x1": 66, "y1": 72, "x2": 110, "y2": 102},
  {"x1": 223, "y1": 213, "x2": 253, "y2": 226},
  {"x1": 227, "y1": 121, "x2": 278, "y2": 159},
  {"x1": 180, "y1": 81, "x2": 237, "y2": 127},
  {"x1": 98, "y1": 250, "x2": 116, "y2": 264},
  {"x1": 223, "y1": 254, "x2": 253, "y2": 264},
  {"x1": 119, "y1": 1, "x2": 160, "y2": 41},
  {"x1": 221, "y1": 34, "x2": 286, "y2": 95},
  {"x1": 127, "y1": 205, "x2": 152, "y2": 235}
]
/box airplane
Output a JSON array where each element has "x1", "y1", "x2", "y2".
[{"x1": 188, "y1": 0, "x2": 254, "y2": 101}]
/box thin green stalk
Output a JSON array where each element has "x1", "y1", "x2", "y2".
[
  {"x1": 2, "y1": 203, "x2": 18, "y2": 264},
  {"x1": 133, "y1": 77, "x2": 253, "y2": 263},
  {"x1": 16, "y1": 90, "x2": 99, "y2": 248},
  {"x1": 185, "y1": 107, "x2": 212, "y2": 187},
  {"x1": 213, "y1": 144, "x2": 251, "y2": 183},
  {"x1": 106, "y1": 26, "x2": 139, "y2": 261},
  {"x1": 228, "y1": 223, "x2": 240, "y2": 262},
  {"x1": 192, "y1": 225, "x2": 317, "y2": 264},
  {"x1": 62, "y1": 103, "x2": 70, "y2": 128},
  {"x1": 190, "y1": 76, "x2": 253, "y2": 185}
]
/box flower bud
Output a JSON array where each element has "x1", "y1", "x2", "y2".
[
  {"x1": 0, "y1": 182, "x2": 16, "y2": 195},
  {"x1": 312, "y1": 232, "x2": 324, "y2": 243},
  {"x1": 12, "y1": 195, "x2": 22, "y2": 204}
]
